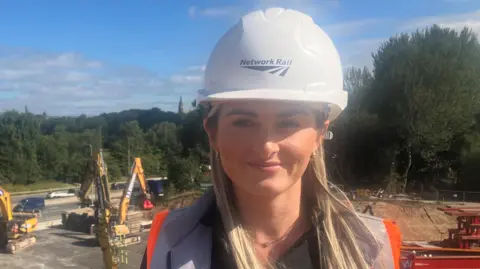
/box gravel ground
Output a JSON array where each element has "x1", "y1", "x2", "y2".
[{"x1": 0, "y1": 227, "x2": 147, "y2": 269}]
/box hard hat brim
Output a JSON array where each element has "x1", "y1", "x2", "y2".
[{"x1": 197, "y1": 88, "x2": 348, "y2": 121}]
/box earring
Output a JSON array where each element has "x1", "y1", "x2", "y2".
[{"x1": 310, "y1": 151, "x2": 317, "y2": 160}]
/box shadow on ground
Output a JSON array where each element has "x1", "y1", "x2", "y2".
[{"x1": 50, "y1": 232, "x2": 98, "y2": 247}]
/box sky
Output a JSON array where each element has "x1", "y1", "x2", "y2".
[{"x1": 0, "y1": 0, "x2": 479, "y2": 116}]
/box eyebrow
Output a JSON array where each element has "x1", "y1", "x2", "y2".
[
  {"x1": 225, "y1": 108, "x2": 309, "y2": 118},
  {"x1": 226, "y1": 109, "x2": 257, "y2": 117},
  {"x1": 277, "y1": 109, "x2": 309, "y2": 118}
]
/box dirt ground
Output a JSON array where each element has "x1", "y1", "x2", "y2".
[{"x1": 354, "y1": 200, "x2": 461, "y2": 241}]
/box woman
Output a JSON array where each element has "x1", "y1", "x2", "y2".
[{"x1": 142, "y1": 7, "x2": 401, "y2": 269}]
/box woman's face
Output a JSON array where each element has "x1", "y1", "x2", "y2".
[{"x1": 205, "y1": 100, "x2": 328, "y2": 197}]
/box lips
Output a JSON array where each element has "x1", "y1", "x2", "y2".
[{"x1": 247, "y1": 161, "x2": 282, "y2": 172}]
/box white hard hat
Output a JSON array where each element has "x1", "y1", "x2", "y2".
[{"x1": 198, "y1": 7, "x2": 348, "y2": 121}]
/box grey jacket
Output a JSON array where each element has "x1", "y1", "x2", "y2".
[{"x1": 148, "y1": 189, "x2": 397, "y2": 269}]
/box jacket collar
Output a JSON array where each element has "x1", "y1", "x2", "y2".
[{"x1": 163, "y1": 188, "x2": 216, "y2": 247}]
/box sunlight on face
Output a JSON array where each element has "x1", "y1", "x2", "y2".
[{"x1": 209, "y1": 100, "x2": 327, "y2": 197}]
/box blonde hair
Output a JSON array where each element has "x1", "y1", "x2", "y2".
[{"x1": 205, "y1": 105, "x2": 381, "y2": 269}]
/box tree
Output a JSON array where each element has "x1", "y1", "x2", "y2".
[
  {"x1": 369, "y1": 25, "x2": 480, "y2": 190},
  {"x1": 167, "y1": 156, "x2": 200, "y2": 192}
]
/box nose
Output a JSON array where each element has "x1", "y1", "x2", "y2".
[{"x1": 252, "y1": 125, "x2": 280, "y2": 159}]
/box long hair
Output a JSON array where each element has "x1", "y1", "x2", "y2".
[{"x1": 205, "y1": 105, "x2": 381, "y2": 269}]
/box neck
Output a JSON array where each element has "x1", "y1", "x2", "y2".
[{"x1": 234, "y1": 179, "x2": 306, "y2": 242}]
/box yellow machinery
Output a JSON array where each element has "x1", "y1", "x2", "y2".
[
  {"x1": 77, "y1": 157, "x2": 97, "y2": 208},
  {"x1": 93, "y1": 149, "x2": 142, "y2": 269},
  {"x1": 0, "y1": 187, "x2": 38, "y2": 254},
  {"x1": 118, "y1": 157, "x2": 153, "y2": 223}
]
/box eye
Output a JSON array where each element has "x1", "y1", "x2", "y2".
[
  {"x1": 232, "y1": 118, "x2": 254, "y2": 127},
  {"x1": 277, "y1": 119, "x2": 300, "y2": 128}
]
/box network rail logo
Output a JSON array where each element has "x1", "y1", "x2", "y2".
[{"x1": 240, "y1": 58, "x2": 292, "y2": 77}]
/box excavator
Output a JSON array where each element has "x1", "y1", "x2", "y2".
[
  {"x1": 0, "y1": 187, "x2": 38, "y2": 254},
  {"x1": 61, "y1": 155, "x2": 101, "y2": 232},
  {"x1": 118, "y1": 157, "x2": 154, "y2": 214},
  {"x1": 94, "y1": 152, "x2": 154, "y2": 269}
]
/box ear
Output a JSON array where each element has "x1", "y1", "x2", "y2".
[
  {"x1": 315, "y1": 119, "x2": 330, "y2": 147},
  {"x1": 203, "y1": 118, "x2": 218, "y2": 151}
]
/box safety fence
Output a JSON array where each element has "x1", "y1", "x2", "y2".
[{"x1": 436, "y1": 189, "x2": 480, "y2": 203}]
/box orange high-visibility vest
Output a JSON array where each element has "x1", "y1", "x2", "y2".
[
  {"x1": 146, "y1": 210, "x2": 170, "y2": 269},
  {"x1": 383, "y1": 219, "x2": 401, "y2": 269}
]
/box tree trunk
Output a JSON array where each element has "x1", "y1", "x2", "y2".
[
  {"x1": 402, "y1": 145, "x2": 412, "y2": 193},
  {"x1": 387, "y1": 147, "x2": 398, "y2": 194}
]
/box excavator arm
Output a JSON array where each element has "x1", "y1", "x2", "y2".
[
  {"x1": 93, "y1": 149, "x2": 118, "y2": 269},
  {"x1": 78, "y1": 158, "x2": 97, "y2": 207},
  {"x1": 118, "y1": 158, "x2": 153, "y2": 225},
  {"x1": 95, "y1": 150, "x2": 111, "y2": 212},
  {"x1": 0, "y1": 187, "x2": 13, "y2": 222}
]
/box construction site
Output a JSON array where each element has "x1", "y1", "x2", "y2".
[{"x1": 1, "y1": 149, "x2": 479, "y2": 268}]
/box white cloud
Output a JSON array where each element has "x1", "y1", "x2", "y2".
[
  {"x1": 324, "y1": 18, "x2": 390, "y2": 37},
  {"x1": 399, "y1": 9, "x2": 480, "y2": 34},
  {"x1": 189, "y1": 0, "x2": 340, "y2": 20},
  {"x1": 337, "y1": 9, "x2": 480, "y2": 69},
  {"x1": 339, "y1": 38, "x2": 385, "y2": 69},
  {"x1": 0, "y1": 48, "x2": 202, "y2": 116},
  {"x1": 188, "y1": 6, "x2": 197, "y2": 18},
  {"x1": 186, "y1": 65, "x2": 206, "y2": 72},
  {"x1": 251, "y1": 0, "x2": 339, "y2": 17},
  {"x1": 188, "y1": 6, "x2": 243, "y2": 18},
  {"x1": 170, "y1": 75, "x2": 202, "y2": 84}
]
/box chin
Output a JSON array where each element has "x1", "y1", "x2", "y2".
[{"x1": 233, "y1": 173, "x2": 297, "y2": 197}]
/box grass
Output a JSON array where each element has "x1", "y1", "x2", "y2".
[{"x1": 3, "y1": 180, "x2": 78, "y2": 193}]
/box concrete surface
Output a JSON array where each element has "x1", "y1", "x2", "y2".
[{"x1": 0, "y1": 227, "x2": 147, "y2": 269}]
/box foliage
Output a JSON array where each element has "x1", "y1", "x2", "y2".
[
  {"x1": 328, "y1": 24, "x2": 480, "y2": 190},
  {"x1": 0, "y1": 104, "x2": 208, "y2": 192}
]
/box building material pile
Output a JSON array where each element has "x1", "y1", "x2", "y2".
[{"x1": 61, "y1": 208, "x2": 96, "y2": 233}]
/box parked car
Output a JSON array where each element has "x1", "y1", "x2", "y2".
[
  {"x1": 45, "y1": 189, "x2": 76, "y2": 199},
  {"x1": 13, "y1": 197, "x2": 46, "y2": 213}
]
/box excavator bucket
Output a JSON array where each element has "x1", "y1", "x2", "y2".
[{"x1": 143, "y1": 199, "x2": 153, "y2": 210}]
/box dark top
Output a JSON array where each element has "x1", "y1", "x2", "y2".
[{"x1": 140, "y1": 203, "x2": 324, "y2": 269}]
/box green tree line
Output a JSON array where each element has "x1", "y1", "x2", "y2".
[{"x1": 1, "y1": 24, "x2": 480, "y2": 192}]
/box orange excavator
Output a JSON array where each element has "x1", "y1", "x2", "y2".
[{"x1": 118, "y1": 157, "x2": 154, "y2": 216}]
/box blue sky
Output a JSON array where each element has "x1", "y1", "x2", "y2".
[{"x1": 0, "y1": 0, "x2": 479, "y2": 116}]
